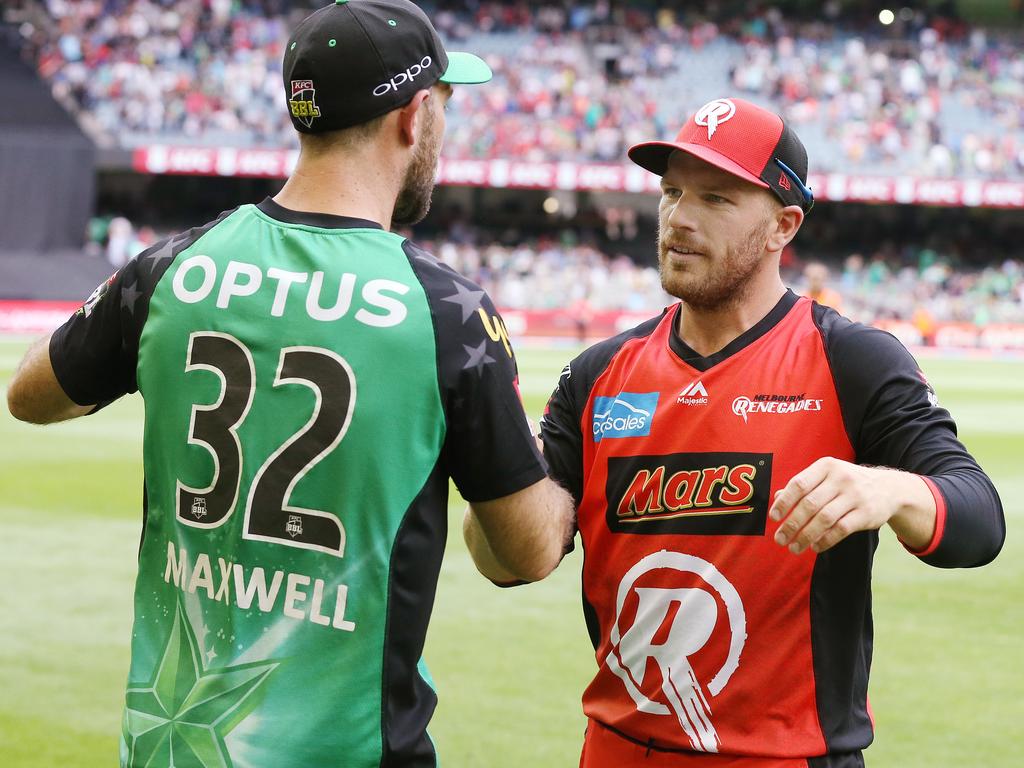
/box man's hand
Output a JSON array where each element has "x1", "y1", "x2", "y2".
[{"x1": 769, "y1": 457, "x2": 937, "y2": 555}]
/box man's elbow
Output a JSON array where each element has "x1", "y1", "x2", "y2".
[
  {"x1": 508, "y1": 549, "x2": 561, "y2": 584},
  {"x1": 6, "y1": 379, "x2": 42, "y2": 424}
]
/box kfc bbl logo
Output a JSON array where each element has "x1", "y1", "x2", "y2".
[
  {"x1": 286, "y1": 515, "x2": 304, "y2": 538},
  {"x1": 290, "y1": 80, "x2": 321, "y2": 128}
]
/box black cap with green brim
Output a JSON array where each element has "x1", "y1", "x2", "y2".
[{"x1": 284, "y1": 0, "x2": 492, "y2": 133}]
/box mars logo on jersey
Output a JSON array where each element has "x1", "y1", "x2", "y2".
[
  {"x1": 289, "y1": 80, "x2": 321, "y2": 128},
  {"x1": 593, "y1": 392, "x2": 659, "y2": 442},
  {"x1": 605, "y1": 551, "x2": 746, "y2": 753},
  {"x1": 606, "y1": 452, "x2": 772, "y2": 536}
]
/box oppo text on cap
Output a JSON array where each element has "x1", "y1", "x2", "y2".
[{"x1": 372, "y1": 56, "x2": 433, "y2": 97}]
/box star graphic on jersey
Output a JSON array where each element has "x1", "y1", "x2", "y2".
[
  {"x1": 442, "y1": 281, "x2": 485, "y2": 324},
  {"x1": 139, "y1": 235, "x2": 179, "y2": 278},
  {"x1": 463, "y1": 341, "x2": 496, "y2": 374},
  {"x1": 122, "y1": 601, "x2": 278, "y2": 768},
  {"x1": 121, "y1": 279, "x2": 143, "y2": 316}
]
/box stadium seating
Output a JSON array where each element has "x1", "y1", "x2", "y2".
[{"x1": 7, "y1": 0, "x2": 1023, "y2": 179}]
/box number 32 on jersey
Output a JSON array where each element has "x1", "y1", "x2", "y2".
[{"x1": 176, "y1": 331, "x2": 355, "y2": 557}]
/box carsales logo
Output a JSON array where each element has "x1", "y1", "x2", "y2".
[
  {"x1": 592, "y1": 392, "x2": 659, "y2": 442},
  {"x1": 732, "y1": 393, "x2": 822, "y2": 423}
]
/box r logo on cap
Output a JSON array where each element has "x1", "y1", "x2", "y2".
[{"x1": 695, "y1": 99, "x2": 736, "y2": 140}]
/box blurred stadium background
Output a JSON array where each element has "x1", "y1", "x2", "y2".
[{"x1": 1, "y1": 1, "x2": 1022, "y2": 766}]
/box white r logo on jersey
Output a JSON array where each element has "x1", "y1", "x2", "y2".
[{"x1": 604, "y1": 551, "x2": 747, "y2": 753}]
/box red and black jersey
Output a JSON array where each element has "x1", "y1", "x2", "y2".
[{"x1": 541, "y1": 291, "x2": 1003, "y2": 767}]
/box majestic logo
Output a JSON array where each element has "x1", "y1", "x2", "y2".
[
  {"x1": 606, "y1": 452, "x2": 772, "y2": 536},
  {"x1": 593, "y1": 392, "x2": 660, "y2": 442},
  {"x1": 373, "y1": 55, "x2": 433, "y2": 96},
  {"x1": 677, "y1": 380, "x2": 709, "y2": 406},
  {"x1": 732, "y1": 393, "x2": 823, "y2": 423},
  {"x1": 289, "y1": 80, "x2": 321, "y2": 128},
  {"x1": 605, "y1": 551, "x2": 747, "y2": 753},
  {"x1": 694, "y1": 99, "x2": 736, "y2": 140},
  {"x1": 286, "y1": 514, "x2": 304, "y2": 538}
]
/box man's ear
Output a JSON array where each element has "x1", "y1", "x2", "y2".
[
  {"x1": 397, "y1": 89, "x2": 431, "y2": 147},
  {"x1": 767, "y1": 205, "x2": 804, "y2": 253}
]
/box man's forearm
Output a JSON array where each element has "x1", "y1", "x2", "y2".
[
  {"x1": 880, "y1": 469, "x2": 938, "y2": 552},
  {"x1": 463, "y1": 478, "x2": 575, "y2": 584},
  {"x1": 7, "y1": 334, "x2": 93, "y2": 424},
  {"x1": 463, "y1": 508, "x2": 522, "y2": 584}
]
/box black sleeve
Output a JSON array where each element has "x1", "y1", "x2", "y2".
[
  {"x1": 404, "y1": 241, "x2": 546, "y2": 503},
  {"x1": 49, "y1": 211, "x2": 236, "y2": 409},
  {"x1": 540, "y1": 314, "x2": 666, "y2": 507},
  {"x1": 49, "y1": 260, "x2": 142, "y2": 407},
  {"x1": 816, "y1": 305, "x2": 1005, "y2": 568},
  {"x1": 540, "y1": 361, "x2": 586, "y2": 506}
]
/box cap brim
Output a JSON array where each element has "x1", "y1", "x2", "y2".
[
  {"x1": 439, "y1": 51, "x2": 492, "y2": 85},
  {"x1": 628, "y1": 141, "x2": 769, "y2": 189}
]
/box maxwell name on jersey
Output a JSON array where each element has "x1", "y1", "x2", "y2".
[
  {"x1": 605, "y1": 452, "x2": 773, "y2": 536},
  {"x1": 171, "y1": 254, "x2": 411, "y2": 328},
  {"x1": 163, "y1": 541, "x2": 356, "y2": 632}
]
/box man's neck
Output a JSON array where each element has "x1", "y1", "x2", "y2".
[
  {"x1": 273, "y1": 151, "x2": 398, "y2": 230},
  {"x1": 676, "y1": 280, "x2": 787, "y2": 358}
]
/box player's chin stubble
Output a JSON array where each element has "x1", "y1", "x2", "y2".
[
  {"x1": 658, "y1": 215, "x2": 771, "y2": 311},
  {"x1": 392, "y1": 107, "x2": 440, "y2": 228}
]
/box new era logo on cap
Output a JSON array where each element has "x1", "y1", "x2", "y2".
[{"x1": 628, "y1": 97, "x2": 814, "y2": 213}]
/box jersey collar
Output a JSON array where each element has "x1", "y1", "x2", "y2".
[
  {"x1": 668, "y1": 289, "x2": 800, "y2": 372},
  {"x1": 257, "y1": 198, "x2": 384, "y2": 230}
]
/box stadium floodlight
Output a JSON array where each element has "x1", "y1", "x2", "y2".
[{"x1": 879, "y1": 9, "x2": 896, "y2": 25}]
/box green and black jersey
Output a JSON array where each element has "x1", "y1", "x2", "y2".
[{"x1": 49, "y1": 198, "x2": 546, "y2": 768}]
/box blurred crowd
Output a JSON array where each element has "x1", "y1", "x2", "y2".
[
  {"x1": 800, "y1": 254, "x2": 1024, "y2": 329},
  {"x1": 5, "y1": 0, "x2": 1024, "y2": 178},
  {"x1": 86, "y1": 212, "x2": 1024, "y2": 328}
]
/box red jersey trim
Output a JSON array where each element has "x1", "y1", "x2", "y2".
[{"x1": 901, "y1": 476, "x2": 946, "y2": 557}]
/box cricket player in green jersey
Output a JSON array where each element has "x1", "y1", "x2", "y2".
[{"x1": 7, "y1": 2, "x2": 575, "y2": 766}]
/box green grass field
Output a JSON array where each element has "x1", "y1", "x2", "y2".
[{"x1": 1, "y1": 337, "x2": 1021, "y2": 767}]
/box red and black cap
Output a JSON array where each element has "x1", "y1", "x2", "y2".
[
  {"x1": 283, "y1": 0, "x2": 492, "y2": 134},
  {"x1": 629, "y1": 97, "x2": 814, "y2": 213}
]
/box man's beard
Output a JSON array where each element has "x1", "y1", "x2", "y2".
[
  {"x1": 657, "y1": 215, "x2": 771, "y2": 311},
  {"x1": 392, "y1": 107, "x2": 440, "y2": 228}
]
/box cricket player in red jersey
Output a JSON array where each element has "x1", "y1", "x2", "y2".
[{"x1": 465, "y1": 98, "x2": 1005, "y2": 767}]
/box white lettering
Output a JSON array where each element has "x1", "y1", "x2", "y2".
[
  {"x1": 284, "y1": 573, "x2": 311, "y2": 620},
  {"x1": 309, "y1": 579, "x2": 332, "y2": 626},
  {"x1": 215, "y1": 557, "x2": 232, "y2": 603},
  {"x1": 217, "y1": 261, "x2": 263, "y2": 309},
  {"x1": 333, "y1": 584, "x2": 356, "y2": 632},
  {"x1": 172, "y1": 255, "x2": 217, "y2": 304},
  {"x1": 373, "y1": 56, "x2": 433, "y2": 96},
  {"x1": 355, "y1": 279, "x2": 410, "y2": 328},
  {"x1": 167, "y1": 545, "x2": 354, "y2": 632},
  {"x1": 189, "y1": 553, "x2": 215, "y2": 598},
  {"x1": 234, "y1": 564, "x2": 284, "y2": 612},
  {"x1": 164, "y1": 541, "x2": 188, "y2": 587},
  {"x1": 267, "y1": 268, "x2": 309, "y2": 317},
  {"x1": 307, "y1": 271, "x2": 357, "y2": 321}
]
